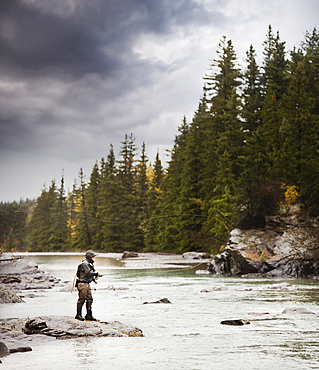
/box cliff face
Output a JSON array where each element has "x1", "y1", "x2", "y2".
[{"x1": 208, "y1": 210, "x2": 319, "y2": 278}]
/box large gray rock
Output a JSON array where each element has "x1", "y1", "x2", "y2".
[
  {"x1": 0, "y1": 316, "x2": 144, "y2": 340},
  {"x1": 208, "y1": 212, "x2": 319, "y2": 278}
]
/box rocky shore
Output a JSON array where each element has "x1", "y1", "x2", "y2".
[
  {"x1": 0, "y1": 315, "x2": 143, "y2": 361},
  {"x1": 208, "y1": 211, "x2": 319, "y2": 278},
  {"x1": 0, "y1": 256, "x2": 61, "y2": 304}
]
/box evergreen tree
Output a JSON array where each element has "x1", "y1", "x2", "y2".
[
  {"x1": 49, "y1": 173, "x2": 69, "y2": 250},
  {"x1": 27, "y1": 181, "x2": 58, "y2": 251},
  {"x1": 86, "y1": 162, "x2": 100, "y2": 247},
  {"x1": 117, "y1": 133, "x2": 141, "y2": 250},
  {"x1": 154, "y1": 117, "x2": 189, "y2": 252},
  {"x1": 202, "y1": 37, "x2": 243, "y2": 248},
  {"x1": 97, "y1": 145, "x2": 123, "y2": 251},
  {"x1": 71, "y1": 168, "x2": 92, "y2": 250},
  {"x1": 135, "y1": 141, "x2": 149, "y2": 248},
  {"x1": 242, "y1": 45, "x2": 263, "y2": 135},
  {"x1": 144, "y1": 151, "x2": 163, "y2": 251}
]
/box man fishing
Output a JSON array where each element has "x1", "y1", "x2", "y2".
[{"x1": 75, "y1": 250, "x2": 102, "y2": 321}]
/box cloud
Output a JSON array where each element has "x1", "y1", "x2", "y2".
[{"x1": 0, "y1": 0, "x2": 318, "y2": 201}]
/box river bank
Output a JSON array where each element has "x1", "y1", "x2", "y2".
[{"x1": 1, "y1": 253, "x2": 319, "y2": 369}]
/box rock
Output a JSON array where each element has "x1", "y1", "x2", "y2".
[
  {"x1": 221, "y1": 319, "x2": 250, "y2": 326},
  {"x1": 0, "y1": 288, "x2": 24, "y2": 303},
  {"x1": 0, "y1": 316, "x2": 143, "y2": 340},
  {"x1": 143, "y1": 298, "x2": 171, "y2": 304},
  {"x1": 122, "y1": 252, "x2": 139, "y2": 258},
  {"x1": 0, "y1": 342, "x2": 10, "y2": 358},
  {"x1": 4, "y1": 340, "x2": 32, "y2": 353},
  {"x1": 208, "y1": 212, "x2": 319, "y2": 278},
  {"x1": 0, "y1": 258, "x2": 60, "y2": 302},
  {"x1": 282, "y1": 307, "x2": 315, "y2": 315},
  {"x1": 182, "y1": 252, "x2": 211, "y2": 260}
]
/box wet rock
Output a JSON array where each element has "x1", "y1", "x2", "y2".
[
  {"x1": 4, "y1": 340, "x2": 32, "y2": 353},
  {"x1": 0, "y1": 288, "x2": 24, "y2": 303},
  {"x1": 122, "y1": 252, "x2": 139, "y2": 258},
  {"x1": 0, "y1": 316, "x2": 144, "y2": 339},
  {"x1": 0, "y1": 258, "x2": 60, "y2": 302},
  {"x1": 143, "y1": 298, "x2": 171, "y2": 304},
  {"x1": 221, "y1": 319, "x2": 250, "y2": 326},
  {"x1": 0, "y1": 342, "x2": 10, "y2": 358},
  {"x1": 282, "y1": 307, "x2": 315, "y2": 315}
]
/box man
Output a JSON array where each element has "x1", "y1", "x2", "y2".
[{"x1": 75, "y1": 250, "x2": 100, "y2": 321}]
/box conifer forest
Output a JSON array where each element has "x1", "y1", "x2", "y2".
[{"x1": 1, "y1": 26, "x2": 319, "y2": 254}]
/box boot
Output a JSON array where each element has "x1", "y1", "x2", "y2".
[
  {"x1": 75, "y1": 309, "x2": 84, "y2": 321},
  {"x1": 85, "y1": 309, "x2": 97, "y2": 321}
]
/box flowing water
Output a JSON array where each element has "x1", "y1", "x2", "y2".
[{"x1": 2, "y1": 253, "x2": 319, "y2": 370}]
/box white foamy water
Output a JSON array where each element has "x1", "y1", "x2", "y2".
[{"x1": 1, "y1": 253, "x2": 319, "y2": 370}]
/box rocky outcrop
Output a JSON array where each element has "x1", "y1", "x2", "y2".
[
  {"x1": 208, "y1": 211, "x2": 319, "y2": 278},
  {"x1": 0, "y1": 316, "x2": 143, "y2": 360},
  {"x1": 0, "y1": 316, "x2": 143, "y2": 341},
  {"x1": 0, "y1": 257, "x2": 61, "y2": 303}
]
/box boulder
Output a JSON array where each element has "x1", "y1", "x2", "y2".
[
  {"x1": 208, "y1": 212, "x2": 319, "y2": 278},
  {"x1": 122, "y1": 252, "x2": 139, "y2": 258}
]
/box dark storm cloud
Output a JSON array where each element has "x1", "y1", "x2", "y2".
[
  {"x1": 0, "y1": 0, "x2": 217, "y2": 78},
  {"x1": 0, "y1": 0, "x2": 225, "y2": 161}
]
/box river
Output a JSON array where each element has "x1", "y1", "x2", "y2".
[{"x1": 2, "y1": 253, "x2": 319, "y2": 369}]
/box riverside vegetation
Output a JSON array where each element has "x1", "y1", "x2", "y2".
[{"x1": 1, "y1": 26, "x2": 319, "y2": 257}]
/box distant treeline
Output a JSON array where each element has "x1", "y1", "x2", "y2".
[{"x1": 1, "y1": 26, "x2": 319, "y2": 254}]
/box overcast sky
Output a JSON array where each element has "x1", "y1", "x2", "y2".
[{"x1": 0, "y1": 0, "x2": 318, "y2": 202}]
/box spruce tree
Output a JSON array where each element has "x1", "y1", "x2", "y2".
[
  {"x1": 71, "y1": 168, "x2": 92, "y2": 250},
  {"x1": 49, "y1": 173, "x2": 69, "y2": 250},
  {"x1": 97, "y1": 145, "x2": 123, "y2": 251}
]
